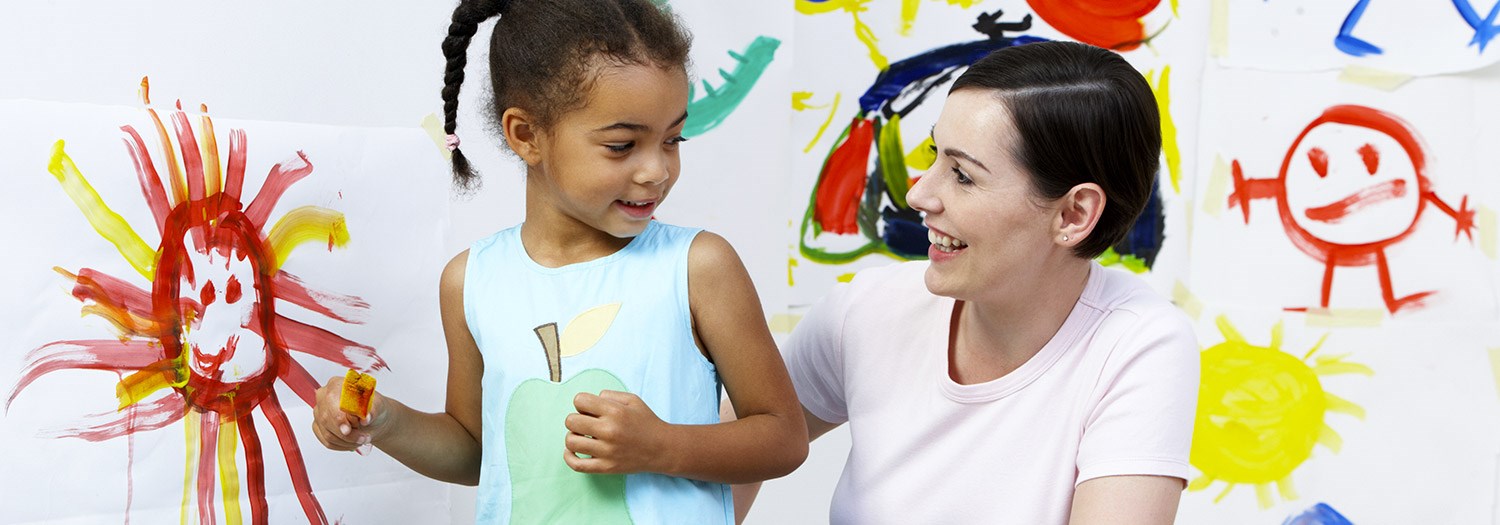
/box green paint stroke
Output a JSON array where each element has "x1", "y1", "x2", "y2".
[
  {"x1": 1097, "y1": 246, "x2": 1149, "y2": 274},
  {"x1": 685, "y1": 36, "x2": 781, "y2": 138},
  {"x1": 876, "y1": 115, "x2": 910, "y2": 209}
]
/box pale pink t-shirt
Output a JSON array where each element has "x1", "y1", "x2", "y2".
[{"x1": 786, "y1": 261, "x2": 1199, "y2": 524}]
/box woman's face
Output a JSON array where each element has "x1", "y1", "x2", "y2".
[{"x1": 906, "y1": 90, "x2": 1062, "y2": 301}]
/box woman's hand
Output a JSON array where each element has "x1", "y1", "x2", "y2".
[
  {"x1": 563, "y1": 390, "x2": 671, "y2": 474},
  {"x1": 311, "y1": 375, "x2": 389, "y2": 453}
]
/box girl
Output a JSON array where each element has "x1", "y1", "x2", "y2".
[{"x1": 311, "y1": 1, "x2": 808, "y2": 523}]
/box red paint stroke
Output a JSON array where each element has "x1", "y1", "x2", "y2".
[
  {"x1": 42, "y1": 394, "x2": 185, "y2": 442},
  {"x1": 1226, "y1": 104, "x2": 1477, "y2": 313},
  {"x1": 245, "y1": 152, "x2": 314, "y2": 228},
  {"x1": 272, "y1": 271, "x2": 370, "y2": 324},
  {"x1": 259, "y1": 314, "x2": 387, "y2": 373},
  {"x1": 172, "y1": 111, "x2": 207, "y2": 204},
  {"x1": 1358, "y1": 143, "x2": 1379, "y2": 174},
  {"x1": 1027, "y1": 0, "x2": 1160, "y2": 50},
  {"x1": 121, "y1": 127, "x2": 171, "y2": 233},
  {"x1": 224, "y1": 129, "x2": 248, "y2": 206},
  {"x1": 1307, "y1": 147, "x2": 1330, "y2": 178},
  {"x1": 1304, "y1": 179, "x2": 1407, "y2": 223},
  {"x1": 279, "y1": 357, "x2": 322, "y2": 408},
  {"x1": 239, "y1": 415, "x2": 270, "y2": 525},
  {"x1": 262, "y1": 392, "x2": 329, "y2": 524},
  {"x1": 814, "y1": 118, "x2": 875, "y2": 235},
  {"x1": 7, "y1": 340, "x2": 165, "y2": 407}
]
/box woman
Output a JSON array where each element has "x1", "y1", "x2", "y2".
[{"x1": 740, "y1": 41, "x2": 1199, "y2": 524}]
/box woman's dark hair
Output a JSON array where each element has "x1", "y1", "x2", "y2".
[
  {"x1": 950, "y1": 40, "x2": 1161, "y2": 259},
  {"x1": 440, "y1": 0, "x2": 692, "y2": 189}
]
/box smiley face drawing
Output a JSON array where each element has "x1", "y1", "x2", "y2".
[{"x1": 1228, "y1": 105, "x2": 1475, "y2": 313}]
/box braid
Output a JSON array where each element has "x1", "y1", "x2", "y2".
[{"x1": 441, "y1": 0, "x2": 508, "y2": 189}]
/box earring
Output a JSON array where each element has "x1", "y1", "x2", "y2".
[{"x1": 1061, "y1": 235, "x2": 1070, "y2": 242}]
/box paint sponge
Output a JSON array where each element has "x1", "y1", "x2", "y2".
[{"x1": 340, "y1": 369, "x2": 376, "y2": 419}]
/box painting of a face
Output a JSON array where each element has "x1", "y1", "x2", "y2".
[
  {"x1": 1283, "y1": 122, "x2": 1422, "y2": 246},
  {"x1": 178, "y1": 229, "x2": 269, "y2": 387}
]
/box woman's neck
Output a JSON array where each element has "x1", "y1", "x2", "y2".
[{"x1": 949, "y1": 257, "x2": 1092, "y2": 384}]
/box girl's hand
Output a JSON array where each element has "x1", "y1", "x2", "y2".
[
  {"x1": 563, "y1": 390, "x2": 671, "y2": 475},
  {"x1": 311, "y1": 375, "x2": 388, "y2": 453}
]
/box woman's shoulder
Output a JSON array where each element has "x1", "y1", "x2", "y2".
[{"x1": 1081, "y1": 264, "x2": 1197, "y2": 352}]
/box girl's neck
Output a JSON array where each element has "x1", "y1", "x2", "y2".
[
  {"x1": 948, "y1": 258, "x2": 1091, "y2": 383},
  {"x1": 520, "y1": 189, "x2": 634, "y2": 269}
]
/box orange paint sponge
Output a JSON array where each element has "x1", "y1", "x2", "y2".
[{"x1": 340, "y1": 369, "x2": 376, "y2": 418}]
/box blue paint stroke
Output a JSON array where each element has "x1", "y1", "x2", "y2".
[
  {"x1": 1452, "y1": 0, "x2": 1500, "y2": 51},
  {"x1": 1114, "y1": 178, "x2": 1165, "y2": 267},
  {"x1": 1283, "y1": 503, "x2": 1355, "y2": 525},
  {"x1": 1336, "y1": 0, "x2": 1384, "y2": 56}
]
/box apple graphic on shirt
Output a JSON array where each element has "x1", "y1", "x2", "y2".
[{"x1": 506, "y1": 303, "x2": 634, "y2": 524}]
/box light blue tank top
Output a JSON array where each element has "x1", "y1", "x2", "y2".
[{"x1": 465, "y1": 221, "x2": 732, "y2": 525}]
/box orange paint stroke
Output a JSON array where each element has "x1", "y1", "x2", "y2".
[{"x1": 1304, "y1": 179, "x2": 1408, "y2": 224}]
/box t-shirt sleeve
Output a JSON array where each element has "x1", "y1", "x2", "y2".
[
  {"x1": 1075, "y1": 308, "x2": 1200, "y2": 485},
  {"x1": 782, "y1": 282, "x2": 854, "y2": 425}
]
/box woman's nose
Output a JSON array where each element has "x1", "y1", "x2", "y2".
[{"x1": 906, "y1": 169, "x2": 940, "y2": 215}]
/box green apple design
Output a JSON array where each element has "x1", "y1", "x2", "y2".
[{"x1": 506, "y1": 303, "x2": 634, "y2": 524}]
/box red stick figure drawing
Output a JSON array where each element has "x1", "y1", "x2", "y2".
[{"x1": 1228, "y1": 105, "x2": 1475, "y2": 313}]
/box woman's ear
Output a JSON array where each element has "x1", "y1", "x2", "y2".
[
  {"x1": 1055, "y1": 182, "x2": 1105, "y2": 248},
  {"x1": 501, "y1": 107, "x2": 543, "y2": 166}
]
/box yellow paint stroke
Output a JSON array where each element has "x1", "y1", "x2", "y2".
[
  {"x1": 769, "y1": 313, "x2": 803, "y2": 334},
  {"x1": 787, "y1": 257, "x2": 798, "y2": 287},
  {"x1": 49, "y1": 141, "x2": 158, "y2": 280},
  {"x1": 791, "y1": 92, "x2": 824, "y2": 111},
  {"x1": 267, "y1": 206, "x2": 350, "y2": 272},
  {"x1": 1172, "y1": 0, "x2": 1179, "y2": 17},
  {"x1": 181, "y1": 409, "x2": 199, "y2": 525},
  {"x1": 803, "y1": 93, "x2": 843, "y2": 154},
  {"x1": 1146, "y1": 67, "x2": 1181, "y2": 193},
  {"x1": 1172, "y1": 281, "x2": 1202, "y2": 320},
  {"x1": 906, "y1": 135, "x2": 936, "y2": 170},
  {"x1": 218, "y1": 417, "x2": 243, "y2": 525},
  {"x1": 1097, "y1": 247, "x2": 1148, "y2": 273},
  {"x1": 1303, "y1": 308, "x2": 1384, "y2": 328},
  {"x1": 198, "y1": 105, "x2": 222, "y2": 197},
  {"x1": 1478, "y1": 205, "x2": 1496, "y2": 259},
  {"x1": 560, "y1": 302, "x2": 621, "y2": 357},
  {"x1": 1337, "y1": 65, "x2": 1413, "y2": 92},
  {"x1": 1189, "y1": 316, "x2": 1371, "y2": 509},
  {"x1": 798, "y1": 0, "x2": 888, "y2": 70},
  {"x1": 117, "y1": 358, "x2": 187, "y2": 409},
  {"x1": 900, "y1": 0, "x2": 920, "y2": 36},
  {"x1": 420, "y1": 112, "x2": 453, "y2": 161},
  {"x1": 836, "y1": 272, "x2": 856, "y2": 283},
  {"x1": 1488, "y1": 348, "x2": 1500, "y2": 399},
  {"x1": 1209, "y1": 0, "x2": 1229, "y2": 58},
  {"x1": 1201, "y1": 155, "x2": 1231, "y2": 218}
]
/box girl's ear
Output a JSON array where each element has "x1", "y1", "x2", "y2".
[
  {"x1": 502, "y1": 107, "x2": 543, "y2": 166},
  {"x1": 1055, "y1": 182, "x2": 1105, "y2": 248}
]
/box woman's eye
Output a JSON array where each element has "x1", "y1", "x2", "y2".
[
  {"x1": 666, "y1": 135, "x2": 688, "y2": 146},
  {"x1": 606, "y1": 142, "x2": 634, "y2": 153},
  {"x1": 952, "y1": 167, "x2": 972, "y2": 185}
]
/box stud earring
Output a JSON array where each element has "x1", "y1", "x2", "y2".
[{"x1": 1061, "y1": 235, "x2": 1070, "y2": 242}]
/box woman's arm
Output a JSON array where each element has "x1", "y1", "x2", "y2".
[
  {"x1": 560, "y1": 232, "x2": 808, "y2": 484},
  {"x1": 1069, "y1": 475, "x2": 1183, "y2": 524},
  {"x1": 311, "y1": 251, "x2": 485, "y2": 485}
]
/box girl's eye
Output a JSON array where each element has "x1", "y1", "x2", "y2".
[
  {"x1": 666, "y1": 135, "x2": 688, "y2": 146},
  {"x1": 606, "y1": 142, "x2": 634, "y2": 153},
  {"x1": 952, "y1": 167, "x2": 972, "y2": 185}
]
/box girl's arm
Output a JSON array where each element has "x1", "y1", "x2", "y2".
[
  {"x1": 561, "y1": 232, "x2": 808, "y2": 484},
  {"x1": 311, "y1": 251, "x2": 485, "y2": 485}
]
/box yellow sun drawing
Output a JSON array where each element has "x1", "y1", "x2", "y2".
[{"x1": 1188, "y1": 315, "x2": 1373, "y2": 509}]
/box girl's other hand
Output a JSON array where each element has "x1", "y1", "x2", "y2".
[
  {"x1": 563, "y1": 390, "x2": 670, "y2": 475},
  {"x1": 312, "y1": 375, "x2": 386, "y2": 453}
]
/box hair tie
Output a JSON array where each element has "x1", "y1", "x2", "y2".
[{"x1": 445, "y1": 134, "x2": 461, "y2": 151}]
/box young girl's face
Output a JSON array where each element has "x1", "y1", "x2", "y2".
[{"x1": 532, "y1": 63, "x2": 691, "y2": 238}]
